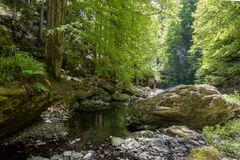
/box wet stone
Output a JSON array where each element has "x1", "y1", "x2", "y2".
[
  {"x1": 50, "y1": 154, "x2": 63, "y2": 160},
  {"x1": 82, "y1": 151, "x2": 95, "y2": 160},
  {"x1": 28, "y1": 156, "x2": 49, "y2": 160}
]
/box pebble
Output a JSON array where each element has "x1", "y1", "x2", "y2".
[
  {"x1": 63, "y1": 151, "x2": 72, "y2": 157},
  {"x1": 28, "y1": 156, "x2": 49, "y2": 160},
  {"x1": 82, "y1": 151, "x2": 95, "y2": 160},
  {"x1": 50, "y1": 154, "x2": 63, "y2": 160},
  {"x1": 72, "y1": 152, "x2": 83, "y2": 159}
]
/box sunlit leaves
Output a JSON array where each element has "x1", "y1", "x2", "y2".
[{"x1": 192, "y1": 0, "x2": 240, "y2": 86}]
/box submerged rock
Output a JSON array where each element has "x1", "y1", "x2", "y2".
[
  {"x1": 0, "y1": 87, "x2": 53, "y2": 139},
  {"x1": 127, "y1": 85, "x2": 238, "y2": 129}
]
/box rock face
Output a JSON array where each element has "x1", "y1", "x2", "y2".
[
  {"x1": 0, "y1": 87, "x2": 52, "y2": 139},
  {"x1": 127, "y1": 85, "x2": 238, "y2": 130}
]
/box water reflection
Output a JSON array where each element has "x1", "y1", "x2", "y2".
[{"x1": 66, "y1": 103, "x2": 130, "y2": 148}]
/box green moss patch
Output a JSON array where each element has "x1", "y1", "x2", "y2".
[{"x1": 187, "y1": 146, "x2": 222, "y2": 160}]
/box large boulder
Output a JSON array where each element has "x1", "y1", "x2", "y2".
[
  {"x1": 127, "y1": 85, "x2": 238, "y2": 130},
  {"x1": 0, "y1": 87, "x2": 53, "y2": 139}
]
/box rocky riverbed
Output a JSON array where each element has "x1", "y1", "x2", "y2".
[
  {"x1": 0, "y1": 102, "x2": 216, "y2": 160},
  {"x1": 26, "y1": 128, "x2": 206, "y2": 160},
  {"x1": 0, "y1": 86, "x2": 238, "y2": 160}
]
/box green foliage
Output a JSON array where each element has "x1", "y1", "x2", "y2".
[
  {"x1": 64, "y1": 0, "x2": 168, "y2": 85},
  {"x1": 63, "y1": 51, "x2": 94, "y2": 77},
  {"x1": 159, "y1": 0, "x2": 198, "y2": 86},
  {"x1": 0, "y1": 25, "x2": 17, "y2": 56},
  {"x1": 15, "y1": 52, "x2": 45, "y2": 79},
  {"x1": 202, "y1": 119, "x2": 240, "y2": 158},
  {"x1": 225, "y1": 93, "x2": 240, "y2": 105},
  {"x1": 0, "y1": 56, "x2": 20, "y2": 84},
  {"x1": 192, "y1": 0, "x2": 240, "y2": 86},
  {"x1": 0, "y1": 52, "x2": 45, "y2": 84},
  {"x1": 32, "y1": 82, "x2": 49, "y2": 93}
]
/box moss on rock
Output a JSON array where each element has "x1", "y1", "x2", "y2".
[
  {"x1": 0, "y1": 88, "x2": 27, "y2": 96},
  {"x1": 187, "y1": 146, "x2": 222, "y2": 160},
  {"x1": 0, "y1": 87, "x2": 53, "y2": 139},
  {"x1": 0, "y1": 96, "x2": 8, "y2": 102},
  {"x1": 128, "y1": 85, "x2": 238, "y2": 129}
]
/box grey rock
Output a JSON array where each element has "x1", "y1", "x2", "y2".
[
  {"x1": 63, "y1": 151, "x2": 72, "y2": 157},
  {"x1": 128, "y1": 85, "x2": 238, "y2": 129},
  {"x1": 112, "y1": 93, "x2": 130, "y2": 102},
  {"x1": 29, "y1": 156, "x2": 49, "y2": 160},
  {"x1": 164, "y1": 125, "x2": 200, "y2": 139},
  {"x1": 111, "y1": 137, "x2": 125, "y2": 147},
  {"x1": 72, "y1": 152, "x2": 83, "y2": 159},
  {"x1": 82, "y1": 151, "x2": 95, "y2": 160},
  {"x1": 50, "y1": 154, "x2": 63, "y2": 160}
]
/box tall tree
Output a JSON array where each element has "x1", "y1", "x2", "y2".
[
  {"x1": 192, "y1": 0, "x2": 240, "y2": 87},
  {"x1": 159, "y1": 0, "x2": 197, "y2": 86},
  {"x1": 64, "y1": 0, "x2": 165, "y2": 85},
  {"x1": 39, "y1": 0, "x2": 45, "y2": 43},
  {"x1": 45, "y1": 0, "x2": 66, "y2": 79}
]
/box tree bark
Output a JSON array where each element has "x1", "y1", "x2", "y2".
[
  {"x1": 45, "y1": 0, "x2": 66, "y2": 80},
  {"x1": 39, "y1": 1, "x2": 44, "y2": 43},
  {"x1": 12, "y1": 0, "x2": 17, "y2": 20}
]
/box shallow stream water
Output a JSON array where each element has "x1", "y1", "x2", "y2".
[
  {"x1": 0, "y1": 103, "x2": 130, "y2": 160},
  {"x1": 66, "y1": 104, "x2": 130, "y2": 148}
]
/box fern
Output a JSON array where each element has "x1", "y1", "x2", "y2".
[
  {"x1": 32, "y1": 82, "x2": 49, "y2": 93},
  {"x1": 15, "y1": 52, "x2": 45, "y2": 78}
]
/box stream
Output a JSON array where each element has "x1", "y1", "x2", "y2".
[{"x1": 0, "y1": 102, "x2": 131, "y2": 160}]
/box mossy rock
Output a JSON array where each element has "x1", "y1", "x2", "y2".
[
  {"x1": 99, "y1": 79, "x2": 116, "y2": 94},
  {"x1": 112, "y1": 93, "x2": 130, "y2": 102},
  {"x1": 187, "y1": 146, "x2": 222, "y2": 160},
  {"x1": 0, "y1": 88, "x2": 27, "y2": 96},
  {"x1": 0, "y1": 24, "x2": 13, "y2": 45},
  {"x1": 0, "y1": 87, "x2": 53, "y2": 139},
  {"x1": 75, "y1": 90, "x2": 93, "y2": 100},
  {"x1": 75, "y1": 99, "x2": 112, "y2": 111},
  {"x1": 127, "y1": 85, "x2": 238, "y2": 129}
]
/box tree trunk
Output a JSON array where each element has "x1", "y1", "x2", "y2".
[
  {"x1": 12, "y1": 0, "x2": 17, "y2": 20},
  {"x1": 45, "y1": 0, "x2": 66, "y2": 80},
  {"x1": 39, "y1": 1, "x2": 44, "y2": 43}
]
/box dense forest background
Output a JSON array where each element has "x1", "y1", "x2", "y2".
[{"x1": 0, "y1": 0, "x2": 240, "y2": 89}]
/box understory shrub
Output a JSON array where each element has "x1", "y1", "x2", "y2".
[
  {"x1": 0, "y1": 56, "x2": 20, "y2": 84},
  {"x1": 15, "y1": 52, "x2": 45, "y2": 79},
  {"x1": 0, "y1": 52, "x2": 45, "y2": 85}
]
